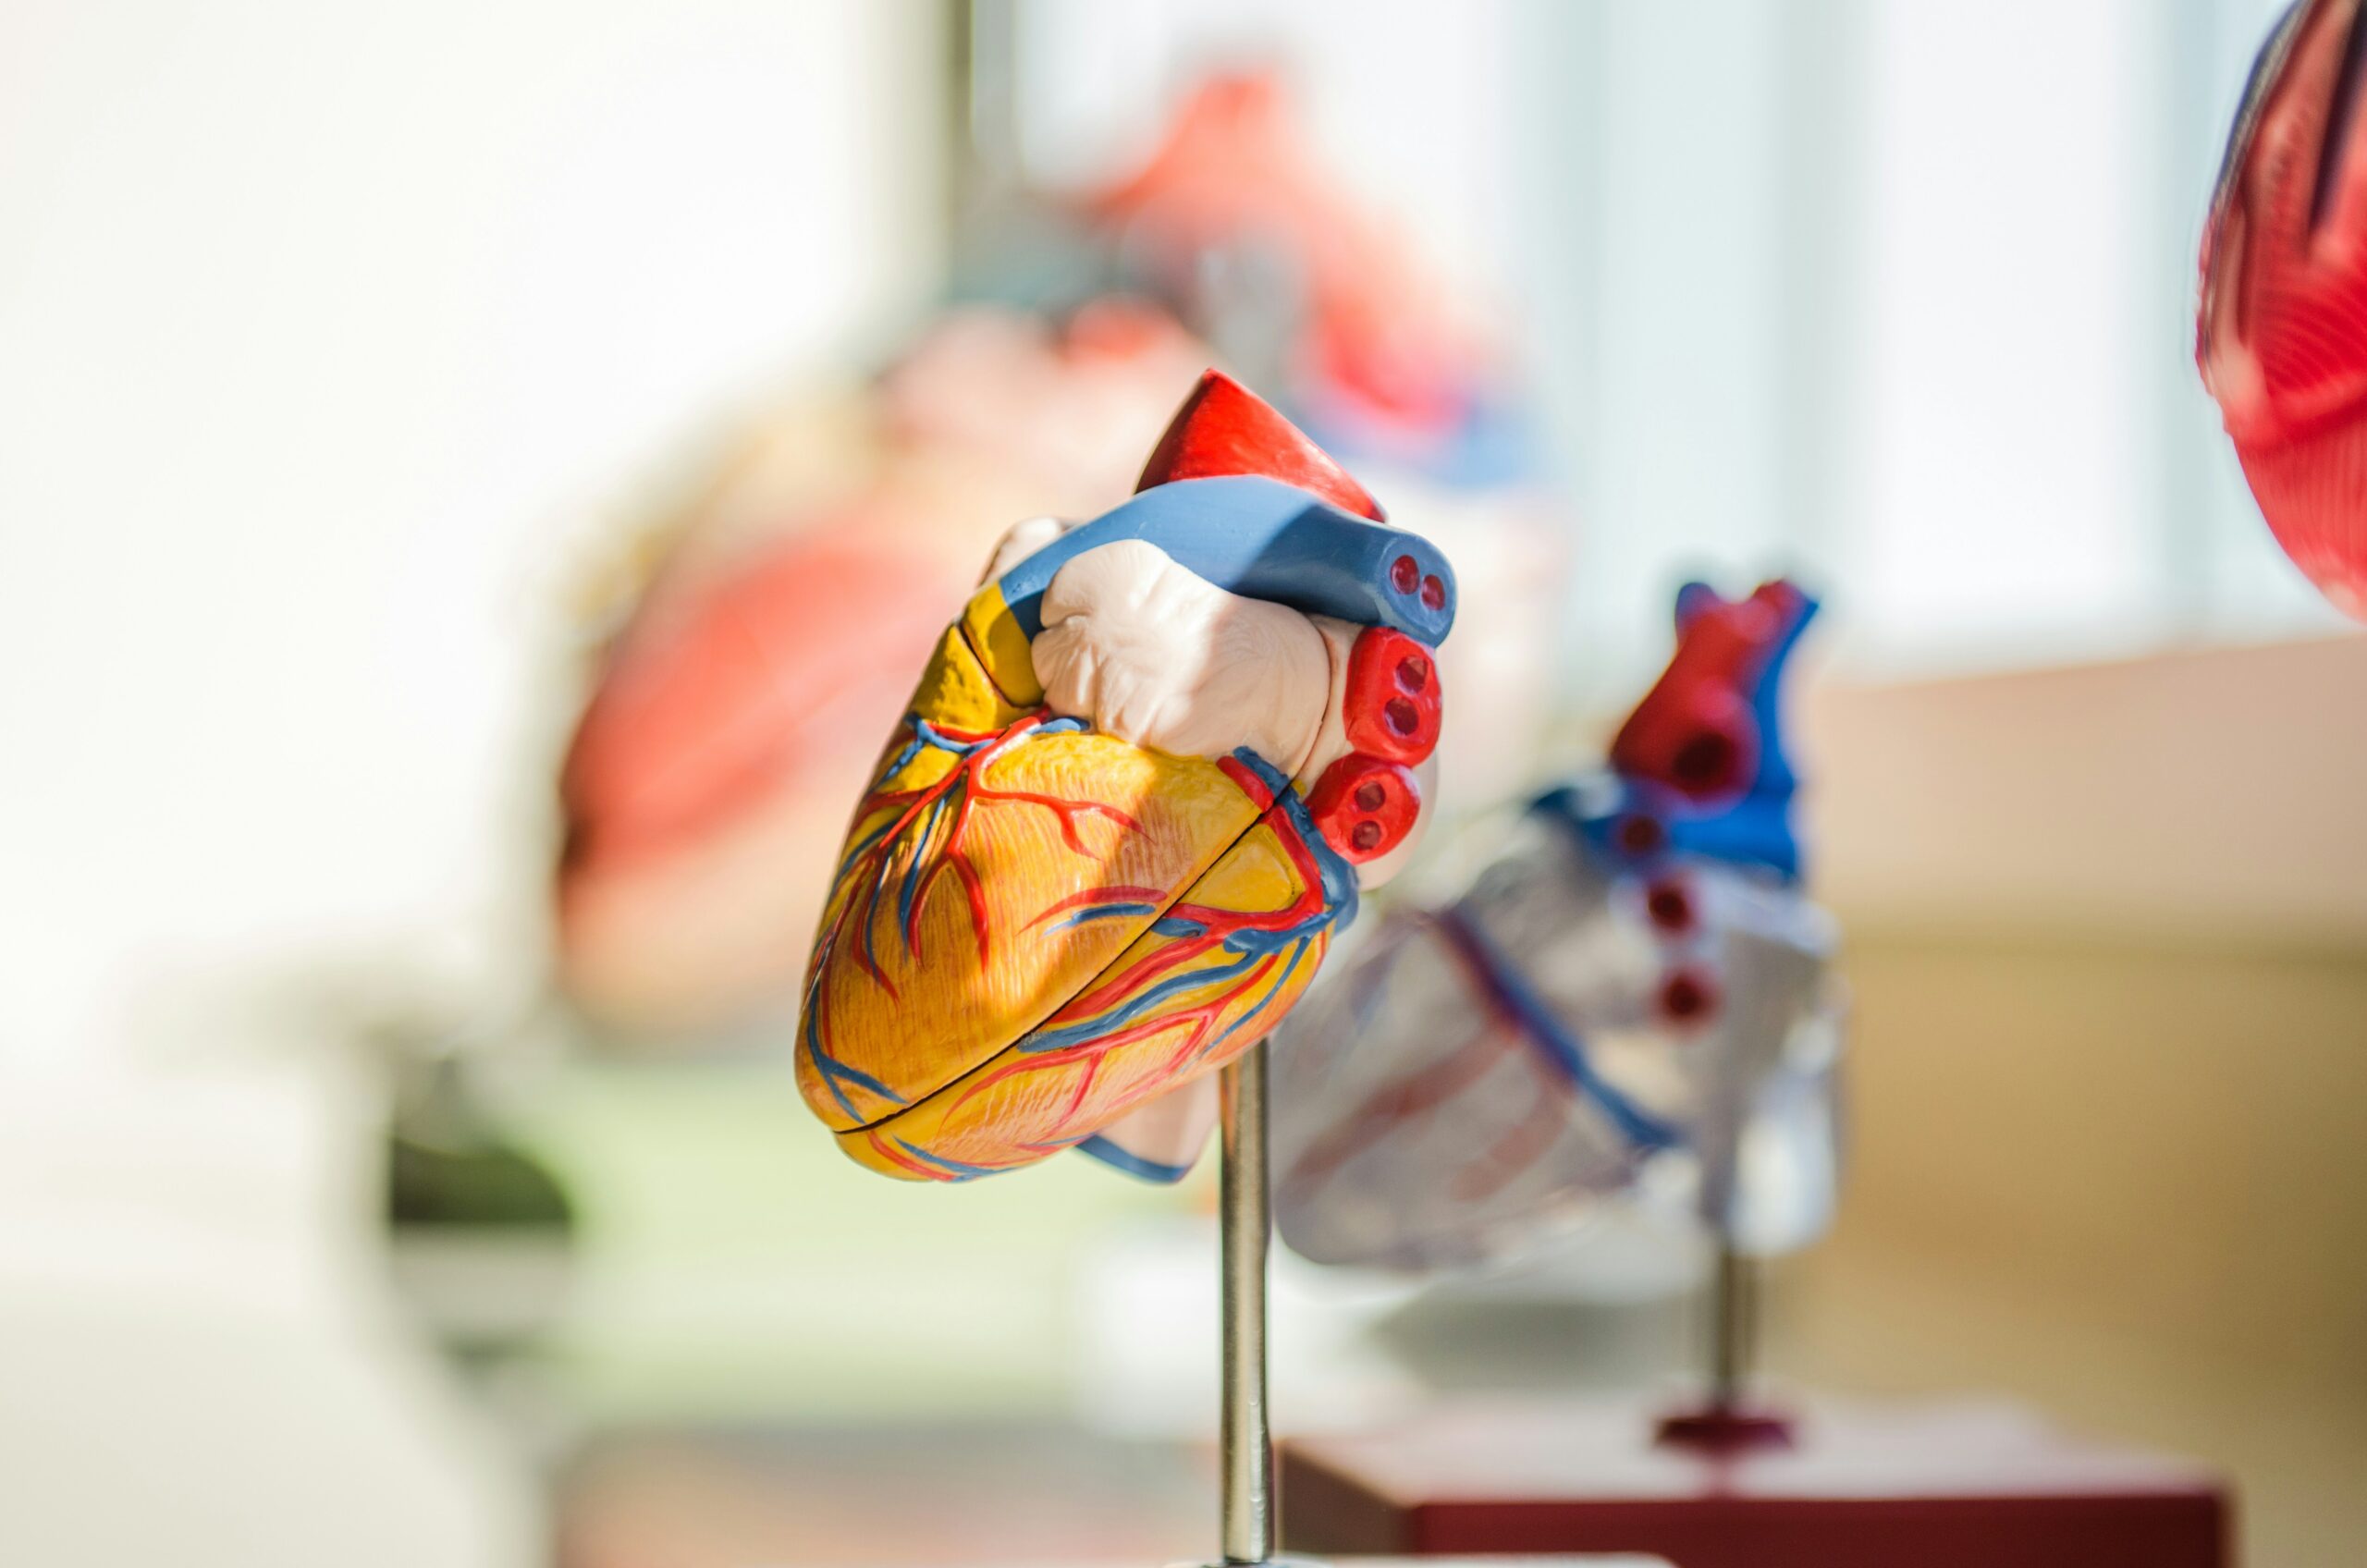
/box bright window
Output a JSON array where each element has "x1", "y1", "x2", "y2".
[{"x1": 990, "y1": 0, "x2": 2355, "y2": 702}]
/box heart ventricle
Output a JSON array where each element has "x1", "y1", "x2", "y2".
[{"x1": 796, "y1": 606, "x2": 1345, "y2": 1181}]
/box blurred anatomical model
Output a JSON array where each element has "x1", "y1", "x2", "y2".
[
  {"x1": 1269, "y1": 582, "x2": 1844, "y2": 1275},
  {"x1": 556, "y1": 73, "x2": 1564, "y2": 1041},
  {"x1": 557, "y1": 305, "x2": 1208, "y2": 1034},
  {"x1": 2200, "y1": 0, "x2": 2367, "y2": 617}
]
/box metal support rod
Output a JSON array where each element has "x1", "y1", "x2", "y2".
[
  {"x1": 1217, "y1": 1044, "x2": 1274, "y2": 1565},
  {"x1": 1707, "y1": 1238, "x2": 1757, "y2": 1414}
]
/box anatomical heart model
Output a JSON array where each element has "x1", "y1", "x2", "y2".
[
  {"x1": 794, "y1": 372, "x2": 1456, "y2": 1183},
  {"x1": 2200, "y1": 0, "x2": 2367, "y2": 617},
  {"x1": 1270, "y1": 581, "x2": 1842, "y2": 1276}
]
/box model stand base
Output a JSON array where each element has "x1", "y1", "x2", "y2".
[{"x1": 1280, "y1": 1396, "x2": 2229, "y2": 1568}]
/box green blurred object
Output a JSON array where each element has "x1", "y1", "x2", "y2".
[
  {"x1": 489, "y1": 1059, "x2": 1198, "y2": 1427},
  {"x1": 384, "y1": 1049, "x2": 582, "y2": 1355},
  {"x1": 390, "y1": 1123, "x2": 576, "y2": 1231}
]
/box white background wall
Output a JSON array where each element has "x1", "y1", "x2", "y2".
[
  {"x1": 0, "y1": 6, "x2": 942, "y2": 1563},
  {"x1": 0, "y1": 0, "x2": 946, "y2": 1073}
]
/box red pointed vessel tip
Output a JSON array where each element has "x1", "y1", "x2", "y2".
[{"x1": 1135, "y1": 369, "x2": 1385, "y2": 521}]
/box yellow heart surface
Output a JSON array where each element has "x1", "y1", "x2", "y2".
[{"x1": 796, "y1": 583, "x2": 1353, "y2": 1180}]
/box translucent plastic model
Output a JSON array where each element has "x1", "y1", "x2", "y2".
[{"x1": 1271, "y1": 581, "x2": 1842, "y2": 1278}]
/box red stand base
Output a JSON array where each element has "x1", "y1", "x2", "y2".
[
  {"x1": 1280, "y1": 1397, "x2": 2230, "y2": 1568},
  {"x1": 1650, "y1": 1403, "x2": 1797, "y2": 1453}
]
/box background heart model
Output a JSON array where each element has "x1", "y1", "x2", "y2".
[
  {"x1": 792, "y1": 372, "x2": 1457, "y2": 1182},
  {"x1": 2200, "y1": 0, "x2": 2367, "y2": 617}
]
